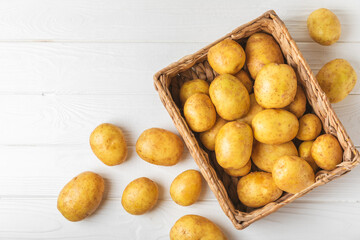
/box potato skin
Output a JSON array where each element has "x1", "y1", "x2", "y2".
[
  {"x1": 224, "y1": 160, "x2": 251, "y2": 177},
  {"x1": 284, "y1": 85, "x2": 307, "y2": 118},
  {"x1": 57, "y1": 171, "x2": 105, "y2": 222},
  {"x1": 90, "y1": 123, "x2": 127, "y2": 166},
  {"x1": 121, "y1": 177, "x2": 158, "y2": 215},
  {"x1": 237, "y1": 93, "x2": 264, "y2": 125},
  {"x1": 199, "y1": 116, "x2": 228, "y2": 151},
  {"x1": 170, "y1": 170, "x2": 202, "y2": 206},
  {"x1": 215, "y1": 121, "x2": 253, "y2": 169},
  {"x1": 136, "y1": 128, "x2": 184, "y2": 166},
  {"x1": 179, "y1": 79, "x2": 209, "y2": 106},
  {"x1": 311, "y1": 134, "x2": 343, "y2": 170},
  {"x1": 209, "y1": 74, "x2": 250, "y2": 120},
  {"x1": 245, "y1": 33, "x2": 284, "y2": 79},
  {"x1": 208, "y1": 39, "x2": 245, "y2": 75},
  {"x1": 299, "y1": 141, "x2": 318, "y2": 172},
  {"x1": 272, "y1": 156, "x2": 315, "y2": 194},
  {"x1": 237, "y1": 172, "x2": 282, "y2": 208},
  {"x1": 170, "y1": 215, "x2": 227, "y2": 240},
  {"x1": 234, "y1": 70, "x2": 253, "y2": 93},
  {"x1": 252, "y1": 109, "x2": 299, "y2": 144},
  {"x1": 296, "y1": 114, "x2": 322, "y2": 141}
]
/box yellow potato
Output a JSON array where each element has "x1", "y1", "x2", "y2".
[
  {"x1": 254, "y1": 63, "x2": 297, "y2": 108},
  {"x1": 184, "y1": 93, "x2": 217, "y2": 132},
  {"x1": 234, "y1": 70, "x2": 253, "y2": 93},
  {"x1": 307, "y1": 8, "x2": 341, "y2": 46},
  {"x1": 224, "y1": 160, "x2": 251, "y2": 177},
  {"x1": 245, "y1": 33, "x2": 284, "y2": 79},
  {"x1": 57, "y1": 171, "x2": 105, "y2": 222},
  {"x1": 121, "y1": 177, "x2": 158, "y2": 215},
  {"x1": 299, "y1": 141, "x2": 318, "y2": 172},
  {"x1": 215, "y1": 121, "x2": 253, "y2": 169},
  {"x1": 284, "y1": 85, "x2": 307, "y2": 118},
  {"x1": 136, "y1": 128, "x2": 184, "y2": 166},
  {"x1": 296, "y1": 113, "x2": 322, "y2": 141},
  {"x1": 237, "y1": 172, "x2": 282, "y2": 208},
  {"x1": 272, "y1": 156, "x2": 315, "y2": 194},
  {"x1": 209, "y1": 74, "x2": 250, "y2": 120},
  {"x1": 179, "y1": 79, "x2": 209, "y2": 106},
  {"x1": 170, "y1": 215, "x2": 227, "y2": 240},
  {"x1": 252, "y1": 109, "x2": 299, "y2": 144},
  {"x1": 316, "y1": 59, "x2": 357, "y2": 103},
  {"x1": 199, "y1": 116, "x2": 228, "y2": 151},
  {"x1": 237, "y1": 93, "x2": 264, "y2": 125},
  {"x1": 208, "y1": 39, "x2": 246, "y2": 75},
  {"x1": 252, "y1": 141, "x2": 298, "y2": 172},
  {"x1": 311, "y1": 134, "x2": 343, "y2": 170},
  {"x1": 170, "y1": 170, "x2": 202, "y2": 206},
  {"x1": 90, "y1": 123, "x2": 127, "y2": 166}
]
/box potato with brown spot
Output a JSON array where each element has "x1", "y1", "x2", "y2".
[
  {"x1": 237, "y1": 93, "x2": 264, "y2": 125},
  {"x1": 234, "y1": 70, "x2": 253, "y2": 93},
  {"x1": 170, "y1": 170, "x2": 202, "y2": 206},
  {"x1": 311, "y1": 134, "x2": 343, "y2": 170},
  {"x1": 199, "y1": 116, "x2": 227, "y2": 151},
  {"x1": 296, "y1": 113, "x2": 322, "y2": 141},
  {"x1": 179, "y1": 79, "x2": 209, "y2": 106},
  {"x1": 224, "y1": 160, "x2": 251, "y2": 177},
  {"x1": 284, "y1": 85, "x2": 307, "y2": 118},
  {"x1": 299, "y1": 141, "x2": 318, "y2": 172}
]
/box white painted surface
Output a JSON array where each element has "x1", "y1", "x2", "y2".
[{"x1": 0, "y1": 0, "x2": 359, "y2": 239}]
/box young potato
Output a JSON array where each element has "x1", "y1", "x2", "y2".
[
  {"x1": 179, "y1": 79, "x2": 209, "y2": 106},
  {"x1": 252, "y1": 109, "x2": 299, "y2": 145},
  {"x1": 121, "y1": 177, "x2": 158, "y2": 215},
  {"x1": 252, "y1": 141, "x2": 298, "y2": 172},
  {"x1": 299, "y1": 141, "x2": 318, "y2": 172},
  {"x1": 237, "y1": 93, "x2": 264, "y2": 125},
  {"x1": 90, "y1": 123, "x2": 127, "y2": 166},
  {"x1": 316, "y1": 59, "x2": 357, "y2": 103},
  {"x1": 311, "y1": 134, "x2": 343, "y2": 170},
  {"x1": 272, "y1": 156, "x2": 315, "y2": 194},
  {"x1": 184, "y1": 93, "x2": 217, "y2": 132},
  {"x1": 237, "y1": 172, "x2": 282, "y2": 208},
  {"x1": 170, "y1": 215, "x2": 227, "y2": 240},
  {"x1": 170, "y1": 170, "x2": 202, "y2": 206},
  {"x1": 296, "y1": 113, "x2": 322, "y2": 141},
  {"x1": 224, "y1": 160, "x2": 251, "y2": 177},
  {"x1": 234, "y1": 70, "x2": 253, "y2": 93},
  {"x1": 307, "y1": 8, "x2": 341, "y2": 46},
  {"x1": 57, "y1": 171, "x2": 105, "y2": 222},
  {"x1": 215, "y1": 121, "x2": 253, "y2": 169},
  {"x1": 209, "y1": 74, "x2": 250, "y2": 120},
  {"x1": 199, "y1": 116, "x2": 228, "y2": 151},
  {"x1": 284, "y1": 85, "x2": 307, "y2": 118},
  {"x1": 254, "y1": 63, "x2": 297, "y2": 108},
  {"x1": 136, "y1": 128, "x2": 183, "y2": 166},
  {"x1": 208, "y1": 39, "x2": 245, "y2": 75},
  {"x1": 245, "y1": 33, "x2": 284, "y2": 79}
]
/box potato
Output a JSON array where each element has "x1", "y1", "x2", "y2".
[
  {"x1": 209, "y1": 74, "x2": 250, "y2": 120},
  {"x1": 179, "y1": 79, "x2": 209, "y2": 106},
  {"x1": 311, "y1": 134, "x2": 343, "y2": 170},
  {"x1": 284, "y1": 85, "x2": 307, "y2": 118},
  {"x1": 252, "y1": 141, "x2": 298, "y2": 172},
  {"x1": 199, "y1": 116, "x2": 228, "y2": 151},
  {"x1": 237, "y1": 93, "x2": 264, "y2": 125},
  {"x1": 136, "y1": 128, "x2": 183, "y2": 166},
  {"x1": 296, "y1": 113, "x2": 322, "y2": 141},
  {"x1": 234, "y1": 70, "x2": 253, "y2": 93},
  {"x1": 170, "y1": 170, "x2": 202, "y2": 206},
  {"x1": 90, "y1": 123, "x2": 127, "y2": 166},
  {"x1": 57, "y1": 171, "x2": 105, "y2": 222},
  {"x1": 184, "y1": 93, "x2": 217, "y2": 132},
  {"x1": 121, "y1": 177, "x2": 158, "y2": 215},
  {"x1": 307, "y1": 8, "x2": 341, "y2": 46},
  {"x1": 170, "y1": 215, "x2": 227, "y2": 240},
  {"x1": 316, "y1": 59, "x2": 357, "y2": 103},
  {"x1": 254, "y1": 63, "x2": 297, "y2": 108},
  {"x1": 272, "y1": 156, "x2": 315, "y2": 194},
  {"x1": 224, "y1": 160, "x2": 251, "y2": 177},
  {"x1": 252, "y1": 109, "x2": 299, "y2": 144},
  {"x1": 245, "y1": 33, "x2": 284, "y2": 79},
  {"x1": 237, "y1": 172, "x2": 282, "y2": 208},
  {"x1": 299, "y1": 141, "x2": 318, "y2": 172},
  {"x1": 215, "y1": 121, "x2": 253, "y2": 169},
  {"x1": 208, "y1": 39, "x2": 245, "y2": 75}
]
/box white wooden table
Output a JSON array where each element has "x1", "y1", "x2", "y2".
[{"x1": 0, "y1": 0, "x2": 359, "y2": 239}]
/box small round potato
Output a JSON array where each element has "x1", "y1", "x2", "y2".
[
  {"x1": 272, "y1": 156, "x2": 315, "y2": 194},
  {"x1": 307, "y1": 8, "x2": 341, "y2": 46},
  {"x1": 224, "y1": 160, "x2": 252, "y2": 177},
  {"x1": 234, "y1": 70, "x2": 253, "y2": 93},
  {"x1": 121, "y1": 177, "x2": 159, "y2": 215},
  {"x1": 170, "y1": 215, "x2": 227, "y2": 240},
  {"x1": 57, "y1": 171, "x2": 105, "y2": 222},
  {"x1": 299, "y1": 141, "x2": 318, "y2": 172},
  {"x1": 311, "y1": 134, "x2": 343, "y2": 170},
  {"x1": 136, "y1": 128, "x2": 184, "y2": 166},
  {"x1": 90, "y1": 123, "x2": 127, "y2": 166},
  {"x1": 237, "y1": 93, "x2": 264, "y2": 125},
  {"x1": 209, "y1": 74, "x2": 250, "y2": 120},
  {"x1": 179, "y1": 79, "x2": 209, "y2": 106},
  {"x1": 184, "y1": 93, "x2": 217, "y2": 132},
  {"x1": 237, "y1": 172, "x2": 282, "y2": 208},
  {"x1": 170, "y1": 170, "x2": 202, "y2": 206},
  {"x1": 284, "y1": 85, "x2": 307, "y2": 118},
  {"x1": 296, "y1": 113, "x2": 322, "y2": 141},
  {"x1": 199, "y1": 116, "x2": 228, "y2": 151},
  {"x1": 208, "y1": 39, "x2": 246, "y2": 75}
]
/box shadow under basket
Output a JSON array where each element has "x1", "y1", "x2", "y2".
[{"x1": 153, "y1": 10, "x2": 360, "y2": 229}]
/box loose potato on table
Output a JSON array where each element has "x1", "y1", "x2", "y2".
[
  {"x1": 179, "y1": 79, "x2": 209, "y2": 106},
  {"x1": 296, "y1": 113, "x2": 322, "y2": 141},
  {"x1": 170, "y1": 170, "x2": 202, "y2": 206},
  {"x1": 299, "y1": 141, "x2": 318, "y2": 172},
  {"x1": 311, "y1": 134, "x2": 343, "y2": 170},
  {"x1": 234, "y1": 70, "x2": 253, "y2": 93},
  {"x1": 224, "y1": 160, "x2": 252, "y2": 177},
  {"x1": 284, "y1": 85, "x2": 307, "y2": 118},
  {"x1": 237, "y1": 93, "x2": 264, "y2": 125},
  {"x1": 199, "y1": 116, "x2": 227, "y2": 151}
]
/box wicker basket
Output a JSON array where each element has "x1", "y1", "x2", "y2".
[{"x1": 153, "y1": 10, "x2": 360, "y2": 229}]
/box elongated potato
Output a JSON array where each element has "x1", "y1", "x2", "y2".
[
  {"x1": 299, "y1": 141, "x2": 318, "y2": 172},
  {"x1": 224, "y1": 160, "x2": 252, "y2": 177},
  {"x1": 284, "y1": 85, "x2": 307, "y2": 118},
  {"x1": 199, "y1": 116, "x2": 228, "y2": 151},
  {"x1": 296, "y1": 113, "x2": 322, "y2": 141},
  {"x1": 179, "y1": 79, "x2": 209, "y2": 106},
  {"x1": 234, "y1": 70, "x2": 253, "y2": 93},
  {"x1": 311, "y1": 134, "x2": 343, "y2": 170},
  {"x1": 170, "y1": 170, "x2": 202, "y2": 206},
  {"x1": 237, "y1": 93, "x2": 264, "y2": 125}
]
